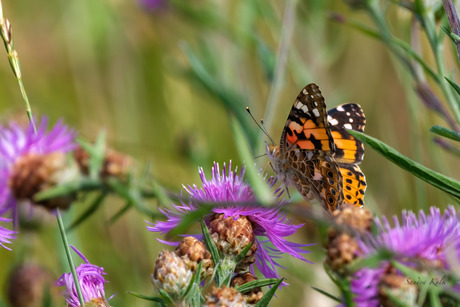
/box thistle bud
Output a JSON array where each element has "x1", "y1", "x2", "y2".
[
  {"x1": 74, "y1": 146, "x2": 132, "y2": 180},
  {"x1": 326, "y1": 233, "x2": 360, "y2": 274},
  {"x1": 204, "y1": 285, "x2": 247, "y2": 307},
  {"x1": 152, "y1": 250, "x2": 193, "y2": 300},
  {"x1": 7, "y1": 263, "x2": 58, "y2": 307},
  {"x1": 325, "y1": 206, "x2": 372, "y2": 274},
  {"x1": 9, "y1": 152, "x2": 79, "y2": 210},
  {"x1": 378, "y1": 269, "x2": 418, "y2": 307},
  {"x1": 231, "y1": 272, "x2": 263, "y2": 304},
  {"x1": 208, "y1": 214, "x2": 257, "y2": 272},
  {"x1": 175, "y1": 236, "x2": 213, "y2": 279}
]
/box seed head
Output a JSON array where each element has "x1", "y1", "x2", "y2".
[
  {"x1": 175, "y1": 236, "x2": 213, "y2": 279},
  {"x1": 152, "y1": 250, "x2": 193, "y2": 300},
  {"x1": 7, "y1": 264, "x2": 58, "y2": 307},
  {"x1": 208, "y1": 214, "x2": 257, "y2": 271},
  {"x1": 9, "y1": 152, "x2": 78, "y2": 210},
  {"x1": 204, "y1": 285, "x2": 247, "y2": 307},
  {"x1": 231, "y1": 272, "x2": 263, "y2": 305}
]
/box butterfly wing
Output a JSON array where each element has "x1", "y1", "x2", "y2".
[
  {"x1": 288, "y1": 151, "x2": 344, "y2": 213},
  {"x1": 338, "y1": 164, "x2": 366, "y2": 207},
  {"x1": 280, "y1": 83, "x2": 335, "y2": 154},
  {"x1": 327, "y1": 103, "x2": 365, "y2": 164}
]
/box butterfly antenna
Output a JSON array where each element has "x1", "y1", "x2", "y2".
[
  {"x1": 246, "y1": 107, "x2": 275, "y2": 144},
  {"x1": 254, "y1": 152, "x2": 268, "y2": 159}
]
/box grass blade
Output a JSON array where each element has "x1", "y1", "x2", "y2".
[{"x1": 430, "y1": 125, "x2": 460, "y2": 141}]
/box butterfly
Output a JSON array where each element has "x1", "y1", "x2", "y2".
[{"x1": 266, "y1": 83, "x2": 366, "y2": 213}]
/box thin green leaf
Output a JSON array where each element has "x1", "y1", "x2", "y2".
[
  {"x1": 181, "y1": 43, "x2": 258, "y2": 145},
  {"x1": 168, "y1": 204, "x2": 214, "y2": 237},
  {"x1": 158, "y1": 289, "x2": 174, "y2": 305},
  {"x1": 442, "y1": 25, "x2": 460, "y2": 44},
  {"x1": 106, "y1": 178, "x2": 160, "y2": 217},
  {"x1": 383, "y1": 287, "x2": 417, "y2": 307},
  {"x1": 311, "y1": 286, "x2": 342, "y2": 303},
  {"x1": 334, "y1": 15, "x2": 440, "y2": 83},
  {"x1": 127, "y1": 291, "x2": 166, "y2": 303},
  {"x1": 230, "y1": 116, "x2": 273, "y2": 206},
  {"x1": 236, "y1": 278, "x2": 280, "y2": 293},
  {"x1": 200, "y1": 219, "x2": 220, "y2": 265},
  {"x1": 254, "y1": 278, "x2": 284, "y2": 307},
  {"x1": 323, "y1": 264, "x2": 353, "y2": 305},
  {"x1": 34, "y1": 179, "x2": 101, "y2": 201},
  {"x1": 446, "y1": 76, "x2": 460, "y2": 96},
  {"x1": 235, "y1": 242, "x2": 253, "y2": 264},
  {"x1": 430, "y1": 125, "x2": 460, "y2": 141},
  {"x1": 77, "y1": 133, "x2": 106, "y2": 180},
  {"x1": 66, "y1": 192, "x2": 107, "y2": 232},
  {"x1": 349, "y1": 131, "x2": 460, "y2": 199},
  {"x1": 429, "y1": 288, "x2": 443, "y2": 307},
  {"x1": 346, "y1": 250, "x2": 393, "y2": 273},
  {"x1": 183, "y1": 261, "x2": 204, "y2": 306},
  {"x1": 107, "y1": 202, "x2": 132, "y2": 225}
]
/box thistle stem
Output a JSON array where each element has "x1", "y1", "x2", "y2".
[
  {"x1": 1, "y1": 1, "x2": 83, "y2": 305},
  {"x1": 56, "y1": 209, "x2": 86, "y2": 306}
]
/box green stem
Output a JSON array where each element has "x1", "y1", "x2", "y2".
[
  {"x1": 56, "y1": 209, "x2": 86, "y2": 306},
  {"x1": 417, "y1": 0, "x2": 460, "y2": 125},
  {"x1": 368, "y1": 1, "x2": 419, "y2": 80},
  {"x1": 262, "y1": 0, "x2": 297, "y2": 133}
]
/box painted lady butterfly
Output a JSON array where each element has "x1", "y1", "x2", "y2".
[{"x1": 266, "y1": 83, "x2": 366, "y2": 213}]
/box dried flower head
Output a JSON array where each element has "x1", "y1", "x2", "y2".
[
  {"x1": 326, "y1": 233, "x2": 360, "y2": 274},
  {"x1": 9, "y1": 152, "x2": 78, "y2": 210},
  {"x1": 325, "y1": 206, "x2": 372, "y2": 273},
  {"x1": 204, "y1": 285, "x2": 247, "y2": 307},
  {"x1": 378, "y1": 268, "x2": 418, "y2": 307},
  {"x1": 231, "y1": 272, "x2": 263, "y2": 305},
  {"x1": 152, "y1": 250, "x2": 193, "y2": 300},
  {"x1": 0, "y1": 118, "x2": 75, "y2": 219},
  {"x1": 175, "y1": 236, "x2": 213, "y2": 279},
  {"x1": 56, "y1": 246, "x2": 110, "y2": 307},
  {"x1": 147, "y1": 161, "x2": 313, "y2": 282},
  {"x1": 7, "y1": 263, "x2": 58, "y2": 307},
  {"x1": 208, "y1": 213, "x2": 257, "y2": 271},
  {"x1": 74, "y1": 146, "x2": 132, "y2": 180}
]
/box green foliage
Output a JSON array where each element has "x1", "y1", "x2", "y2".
[{"x1": 349, "y1": 130, "x2": 460, "y2": 200}]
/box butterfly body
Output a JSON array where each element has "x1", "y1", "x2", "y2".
[{"x1": 267, "y1": 83, "x2": 366, "y2": 213}]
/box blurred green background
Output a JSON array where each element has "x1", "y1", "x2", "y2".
[{"x1": 0, "y1": 0, "x2": 458, "y2": 306}]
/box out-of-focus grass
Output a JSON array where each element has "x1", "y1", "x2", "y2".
[{"x1": 0, "y1": 0, "x2": 458, "y2": 306}]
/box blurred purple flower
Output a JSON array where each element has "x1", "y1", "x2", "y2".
[
  {"x1": 0, "y1": 217, "x2": 15, "y2": 250},
  {"x1": 0, "y1": 118, "x2": 76, "y2": 220},
  {"x1": 139, "y1": 0, "x2": 167, "y2": 11},
  {"x1": 147, "y1": 161, "x2": 313, "y2": 282},
  {"x1": 56, "y1": 246, "x2": 109, "y2": 306},
  {"x1": 351, "y1": 206, "x2": 460, "y2": 307}
]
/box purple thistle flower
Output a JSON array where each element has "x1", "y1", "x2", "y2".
[
  {"x1": 139, "y1": 0, "x2": 167, "y2": 11},
  {"x1": 0, "y1": 217, "x2": 15, "y2": 250},
  {"x1": 56, "y1": 246, "x2": 109, "y2": 306},
  {"x1": 351, "y1": 206, "x2": 460, "y2": 307},
  {"x1": 0, "y1": 117, "x2": 76, "y2": 220},
  {"x1": 147, "y1": 161, "x2": 313, "y2": 282}
]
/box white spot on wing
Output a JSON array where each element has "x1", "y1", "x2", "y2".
[
  {"x1": 346, "y1": 112, "x2": 350, "y2": 116},
  {"x1": 312, "y1": 109, "x2": 320, "y2": 117},
  {"x1": 349, "y1": 118, "x2": 354, "y2": 123},
  {"x1": 301, "y1": 105, "x2": 308, "y2": 112},
  {"x1": 337, "y1": 105, "x2": 345, "y2": 111},
  {"x1": 344, "y1": 123, "x2": 352, "y2": 129},
  {"x1": 329, "y1": 118, "x2": 339, "y2": 125}
]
